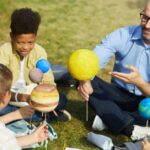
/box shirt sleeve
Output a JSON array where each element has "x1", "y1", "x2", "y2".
[
  {"x1": 94, "y1": 27, "x2": 129, "y2": 69},
  {"x1": 0, "y1": 44, "x2": 10, "y2": 66}
]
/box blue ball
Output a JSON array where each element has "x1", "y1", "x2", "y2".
[
  {"x1": 138, "y1": 98, "x2": 150, "y2": 119},
  {"x1": 36, "y1": 59, "x2": 51, "y2": 73}
]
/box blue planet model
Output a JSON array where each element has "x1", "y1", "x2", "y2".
[
  {"x1": 138, "y1": 98, "x2": 150, "y2": 119},
  {"x1": 36, "y1": 59, "x2": 51, "y2": 73}
]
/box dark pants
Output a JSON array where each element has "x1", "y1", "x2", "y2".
[
  {"x1": 89, "y1": 76, "x2": 146, "y2": 134},
  {"x1": 0, "y1": 92, "x2": 67, "y2": 122}
]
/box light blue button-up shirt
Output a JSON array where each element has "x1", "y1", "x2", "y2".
[{"x1": 94, "y1": 25, "x2": 150, "y2": 96}]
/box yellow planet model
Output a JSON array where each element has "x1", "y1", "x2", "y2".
[{"x1": 68, "y1": 49, "x2": 99, "y2": 80}]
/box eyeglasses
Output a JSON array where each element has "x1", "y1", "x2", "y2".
[{"x1": 140, "y1": 11, "x2": 150, "y2": 23}]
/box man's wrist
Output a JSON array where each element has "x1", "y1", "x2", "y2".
[
  {"x1": 80, "y1": 80, "x2": 90, "y2": 84},
  {"x1": 135, "y1": 77, "x2": 146, "y2": 88}
]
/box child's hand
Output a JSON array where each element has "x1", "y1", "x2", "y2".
[
  {"x1": 16, "y1": 122, "x2": 48, "y2": 147},
  {"x1": 32, "y1": 123, "x2": 48, "y2": 143},
  {"x1": 141, "y1": 138, "x2": 150, "y2": 150},
  {"x1": 15, "y1": 106, "x2": 34, "y2": 119}
]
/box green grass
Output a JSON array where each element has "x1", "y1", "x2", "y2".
[{"x1": 0, "y1": 0, "x2": 145, "y2": 149}]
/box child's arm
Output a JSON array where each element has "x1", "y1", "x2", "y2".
[
  {"x1": 17, "y1": 123, "x2": 48, "y2": 148},
  {"x1": 0, "y1": 106, "x2": 34, "y2": 124},
  {"x1": 141, "y1": 138, "x2": 150, "y2": 150}
]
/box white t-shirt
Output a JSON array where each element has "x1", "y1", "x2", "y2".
[
  {"x1": 0, "y1": 122, "x2": 21, "y2": 150},
  {"x1": 11, "y1": 58, "x2": 26, "y2": 92}
]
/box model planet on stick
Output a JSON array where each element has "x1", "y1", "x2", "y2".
[
  {"x1": 138, "y1": 98, "x2": 150, "y2": 119},
  {"x1": 29, "y1": 68, "x2": 43, "y2": 83},
  {"x1": 29, "y1": 59, "x2": 51, "y2": 83},
  {"x1": 36, "y1": 59, "x2": 51, "y2": 73},
  {"x1": 31, "y1": 84, "x2": 59, "y2": 112},
  {"x1": 68, "y1": 49, "x2": 99, "y2": 80}
]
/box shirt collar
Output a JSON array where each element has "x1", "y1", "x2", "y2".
[
  {"x1": 11, "y1": 43, "x2": 19, "y2": 56},
  {"x1": 130, "y1": 26, "x2": 150, "y2": 49},
  {"x1": 131, "y1": 25, "x2": 142, "y2": 41}
]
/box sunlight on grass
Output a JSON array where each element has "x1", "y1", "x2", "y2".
[{"x1": 0, "y1": 0, "x2": 145, "y2": 149}]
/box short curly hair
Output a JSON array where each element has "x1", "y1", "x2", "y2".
[
  {"x1": 10, "y1": 8, "x2": 41, "y2": 35},
  {"x1": 0, "y1": 64, "x2": 12, "y2": 100}
]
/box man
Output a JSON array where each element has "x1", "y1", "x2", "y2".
[
  {"x1": 78, "y1": 0, "x2": 150, "y2": 140},
  {"x1": 0, "y1": 8, "x2": 71, "y2": 122}
]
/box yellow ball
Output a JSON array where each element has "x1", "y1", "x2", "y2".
[{"x1": 68, "y1": 49, "x2": 99, "y2": 80}]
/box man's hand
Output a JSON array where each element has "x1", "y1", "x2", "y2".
[
  {"x1": 109, "y1": 65, "x2": 143, "y2": 85},
  {"x1": 109, "y1": 65, "x2": 150, "y2": 97},
  {"x1": 77, "y1": 80, "x2": 93, "y2": 101},
  {"x1": 14, "y1": 106, "x2": 34, "y2": 119},
  {"x1": 141, "y1": 138, "x2": 150, "y2": 150}
]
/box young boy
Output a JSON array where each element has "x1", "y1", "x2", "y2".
[
  {"x1": 0, "y1": 64, "x2": 48, "y2": 149},
  {"x1": 0, "y1": 7, "x2": 71, "y2": 122}
]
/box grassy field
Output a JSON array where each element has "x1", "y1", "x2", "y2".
[{"x1": 0, "y1": 0, "x2": 145, "y2": 149}]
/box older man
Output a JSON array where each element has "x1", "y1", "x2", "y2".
[{"x1": 78, "y1": 0, "x2": 150, "y2": 140}]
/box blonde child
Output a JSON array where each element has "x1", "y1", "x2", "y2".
[{"x1": 0, "y1": 64, "x2": 48, "y2": 149}]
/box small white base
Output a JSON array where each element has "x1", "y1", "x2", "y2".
[{"x1": 9, "y1": 102, "x2": 29, "y2": 107}]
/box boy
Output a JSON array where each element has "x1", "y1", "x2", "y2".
[
  {"x1": 0, "y1": 63, "x2": 48, "y2": 149},
  {"x1": 0, "y1": 7, "x2": 71, "y2": 122}
]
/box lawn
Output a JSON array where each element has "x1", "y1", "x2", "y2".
[{"x1": 0, "y1": 0, "x2": 145, "y2": 149}]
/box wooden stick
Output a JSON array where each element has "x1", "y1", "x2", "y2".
[
  {"x1": 29, "y1": 115, "x2": 33, "y2": 134},
  {"x1": 86, "y1": 101, "x2": 88, "y2": 121},
  {"x1": 146, "y1": 119, "x2": 149, "y2": 127},
  {"x1": 44, "y1": 113, "x2": 47, "y2": 121},
  {"x1": 146, "y1": 119, "x2": 149, "y2": 137},
  {"x1": 53, "y1": 110, "x2": 58, "y2": 117}
]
